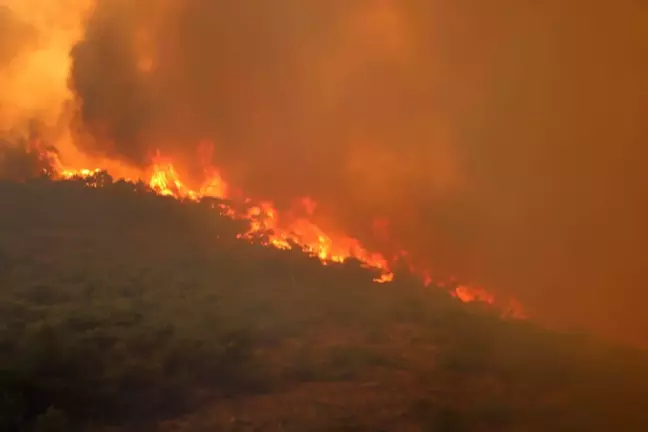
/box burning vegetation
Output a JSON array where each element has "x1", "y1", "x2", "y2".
[
  {"x1": 2, "y1": 0, "x2": 648, "y2": 344},
  {"x1": 10, "y1": 136, "x2": 524, "y2": 317},
  {"x1": 2, "y1": 0, "x2": 648, "y2": 429}
]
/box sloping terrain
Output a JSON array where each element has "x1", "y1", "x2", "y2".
[{"x1": 1, "y1": 177, "x2": 648, "y2": 431}]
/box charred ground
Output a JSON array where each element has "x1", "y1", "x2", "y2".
[{"x1": 1, "y1": 175, "x2": 648, "y2": 431}]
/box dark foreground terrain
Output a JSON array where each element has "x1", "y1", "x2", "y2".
[{"x1": 1, "y1": 176, "x2": 648, "y2": 431}]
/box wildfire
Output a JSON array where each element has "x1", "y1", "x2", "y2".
[
  {"x1": 238, "y1": 200, "x2": 394, "y2": 281},
  {"x1": 47, "y1": 143, "x2": 522, "y2": 316},
  {"x1": 61, "y1": 168, "x2": 101, "y2": 179}
]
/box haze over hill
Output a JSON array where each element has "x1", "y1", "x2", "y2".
[
  {"x1": 1, "y1": 176, "x2": 648, "y2": 431},
  {"x1": 1, "y1": 0, "x2": 648, "y2": 345}
]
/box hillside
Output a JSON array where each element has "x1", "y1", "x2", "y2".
[{"x1": 1, "y1": 176, "x2": 648, "y2": 431}]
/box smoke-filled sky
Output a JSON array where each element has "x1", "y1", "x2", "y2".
[{"x1": 2, "y1": 0, "x2": 648, "y2": 345}]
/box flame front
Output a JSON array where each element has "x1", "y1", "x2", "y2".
[{"x1": 47, "y1": 143, "x2": 521, "y2": 315}]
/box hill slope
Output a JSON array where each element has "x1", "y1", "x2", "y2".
[{"x1": 1, "y1": 177, "x2": 647, "y2": 431}]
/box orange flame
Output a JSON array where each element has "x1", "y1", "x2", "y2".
[{"x1": 45, "y1": 142, "x2": 522, "y2": 315}]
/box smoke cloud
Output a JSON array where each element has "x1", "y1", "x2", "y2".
[
  {"x1": 0, "y1": 0, "x2": 91, "y2": 129},
  {"x1": 6, "y1": 0, "x2": 648, "y2": 345}
]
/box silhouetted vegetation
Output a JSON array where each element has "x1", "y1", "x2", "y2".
[{"x1": 1, "y1": 176, "x2": 648, "y2": 431}]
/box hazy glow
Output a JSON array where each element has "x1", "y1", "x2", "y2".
[{"x1": 0, "y1": 0, "x2": 92, "y2": 127}]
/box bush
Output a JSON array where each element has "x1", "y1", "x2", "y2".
[{"x1": 0, "y1": 319, "x2": 262, "y2": 429}]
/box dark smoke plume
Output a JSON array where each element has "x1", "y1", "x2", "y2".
[{"x1": 68, "y1": 0, "x2": 648, "y2": 345}]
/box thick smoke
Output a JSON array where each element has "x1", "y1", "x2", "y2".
[
  {"x1": 0, "y1": 5, "x2": 37, "y2": 67},
  {"x1": 66, "y1": 0, "x2": 648, "y2": 345},
  {"x1": 0, "y1": 0, "x2": 92, "y2": 176}
]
